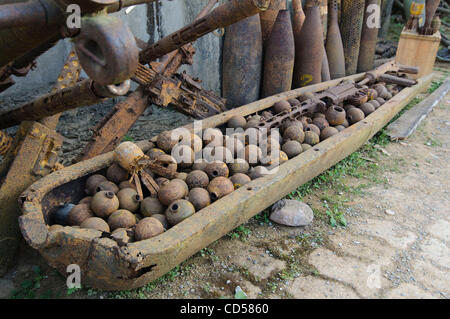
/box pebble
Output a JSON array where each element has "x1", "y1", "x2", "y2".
[
  {"x1": 270, "y1": 199, "x2": 314, "y2": 227},
  {"x1": 385, "y1": 209, "x2": 396, "y2": 216}
]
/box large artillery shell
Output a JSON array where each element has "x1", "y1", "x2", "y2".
[
  {"x1": 326, "y1": 0, "x2": 346, "y2": 79},
  {"x1": 261, "y1": 10, "x2": 295, "y2": 98},
  {"x1": 321, "y1": 48, "x2": 331, "y2": 82},
  {"x1": 222, "y1": 15, "x2": 263, "y2": 108},
  {"x1": 293, "y1": 0, "x2": 324, "y2": 88},
  {"x1": 292, "y1": 0, "x2": 306, "y2": 39},
  {"x1": 319, "y1": 0, "x2": 328, "y2": 40},
  {"x1": 357, "y1": 0, "x2": 381, "y2": 73},
  {"x1": 340, "y1": 0, "x2": 365, "y2": 76},
  {"x1": 259, "y1": 0, "x2": 287, "y2": 45}
]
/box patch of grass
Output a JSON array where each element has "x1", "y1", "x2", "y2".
[
  {"x1": 227, "y1": 225, "x2": 252, "y2": 242},
  {"x1": 122, "y1": 135, "x2": 134, "y2": 142},
  {"x1": 197, "y1": 247, "x2": 218, "y2": 262},
  {"x1": 253, "y1": 209, "x2": 270, "y2": 225},
  {"x1": 266, "y1": 281, "x2": 278, "y2": 293},
  {"x1": 425, "y1": 137, "x2": 442, "y2": 147},
  {"x1": 387, "y1": 16, "x2": 404, "y2": 41},
  {"x1": 10, "y1": 266, "x2": 48, "y2": 299},
  {"x1": 428, "y1": 80, "x2": 443, "y2": 93},
  {"x1": 66, "y1": 286, "x2": 82, "y2": 296},
  {"x1": 296, "y1": 231, "x2": 324, "y2": 248}
]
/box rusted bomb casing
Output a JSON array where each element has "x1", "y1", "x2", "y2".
[
  {"x1": 261, "y1": 10, "x2": 295, "y2": 98},
  {"x1": 321, "y1": 48, "x2": 331, "y2": 82},
  {"x1": 340, "y1": 0, "x2": 365, "y2": 76},
  {"x1": 326, "y1": 0, "x2": 345, "y2": 79},
  {"x1": 259, "y1": 0, "x2": 287, "y2": 45},
  {"x1": 319, "y1": 0, "x2": 328, "y2": 41},
  {"x1": 357, "y1": 0, "x2": 381, "y2": 73},
  {"x1": 292, "y1": 0, "x2": 306, "y2": 39},
  {"x1": 421, "y1": 0, "x2": 440, "y2": 35},
  {"x1": 222, "y1": 14, "x2": 263, "y2": 108},
  {"x1": 293, "y1": 0, "x2": 324, "y2": 88},
  {"x1": 0, "y1": 79, "x2": 130, "y2": 130},
  {"x1": 139, "y1": 0, "x2": 270, "y2": 64}
]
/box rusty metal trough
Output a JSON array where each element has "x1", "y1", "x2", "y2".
[{"x1": 18, "y1": 71, "x2": 432, "y2": 291}]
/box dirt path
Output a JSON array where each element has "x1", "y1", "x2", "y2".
[{"x1": 0, "y1": 73, "x2": 448, "y2": 299}]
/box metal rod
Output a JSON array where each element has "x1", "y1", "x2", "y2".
[
  {"x1": 0, "y1": 79, "x2": 129, "y2": 129},
  {"x1": 139, "y1": 0, "x2": 270, "y2": 64}
]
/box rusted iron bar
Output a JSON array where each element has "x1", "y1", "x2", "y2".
[
  {"x1": 357, "y1": 60, "x2": 419, "y2": 86},
  {"x1": 0, "y1": 79, "x2": 130, "y2": 130},
  {"x1": 0, "y1": 130, "x2": 12, "y2": 156},
  {"x1": 139, "y1": 0, "x2": 270, "y2": 64}
]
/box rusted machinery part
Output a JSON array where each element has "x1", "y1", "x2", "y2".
[
  {"x1": 74, "y1": 89, "x2": 149, "y2": 163},
  {"x1": 378, "y1": 74, "x2": 417, "y2": 87},
  {"x1": 357, "y1": 60, "x2": 419, "y2": 86},
  {"x1": 357, "y1": 0, "x2": 381, "y2": 73},
  {"x1": 150, "y1": 0, "x2": 218, "y2": 76},
  {"x1": 0, "y1": 14, "x2": 62, "y2": 69},
  {"x1": 340, "y1": 0, "x2": 365, "y2": 76},
  {"x1": 0, "y1": 0, "x2": 153, "y2": 84},
  {"x1": 0, "y1": 49, "x2": 80, "y2": 175},
  {"x1": 0, "y1": 130, "x2": 13, "y2": 156},
  {"x1": 18, "y1": 72, "x2": 432, "y2": 290},
  {"x1": 0, "y1": 0, "x2": 154, "y2": 29},
  {"x1": 222, "y1": 14, "x2": 263, "y2": 108},
  {"x1": 75, "y1": 1, "x2": 221, "y2": 162},
  {"x1": 40, "y1": 49, "x2": 82, "y2": 129},
  {"x1": 139, "y1": 0, "x2": 271, "y2": 64},
  {"x1": 0, "y1": 79, "x2": 130, "y2": 130},
  {"x1": 259, "y1": 0, "x2": 287, "y2": 45},
  {"x1": 293, "y1": 0, "x2": 324, "y2": 88},
  {"x1": 0, "y1": 49, "x2": 81, "y2": 275},
  {"x1": 326, "y1": 0, "x2": 346, "y2": 80},
  {"x1": 74, "y1": 15, "x2": 138, "y2": 86},
  {"x1": 261, "y1": 10, "x2": 295, "y2": 98}
]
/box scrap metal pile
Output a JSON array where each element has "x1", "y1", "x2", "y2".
[
  {"x1": 0, "y1": 0, "x2": 272, "y2": 274},
  {"x1": 0, "y1": 0, "x2": 431, "y2": 279},
  {"x1": 46, "y1": 62, "x2": 418, "y2": 244}
]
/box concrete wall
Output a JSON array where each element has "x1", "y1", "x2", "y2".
[{"x1": 5, "y1": 0, "x2": 224, "y2": 96}]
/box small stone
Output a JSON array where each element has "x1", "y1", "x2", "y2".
[
  {"x1": 270, "y1": 199, "x2": 314, "y2": 227},
  {"x1": 385, "y1": 209, "x2": 396, "y2": 216}
]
